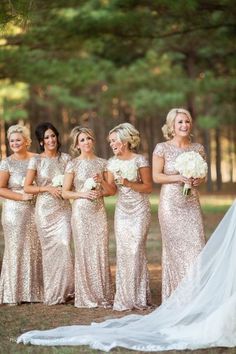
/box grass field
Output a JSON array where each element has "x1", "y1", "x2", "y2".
[{"x1": 0, "y1": 193, "x2": 235, "y2": 354}]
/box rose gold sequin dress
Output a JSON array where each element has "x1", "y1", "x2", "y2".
[
  {"x1": 153, "y1": 142, "x2": 206, "y2": 302},
  {"x1": 107, "y1": 155, "x2": 151, "y2": 311},
  {"x1": 66, "y1": 157, "x2": 113, "y2": 308},
  {"x1": 28, "y1": 153, "x2": 74, "y2": 305},
  {"x1": 0, "y1": 157, "x2": 43, "y2": 304}
]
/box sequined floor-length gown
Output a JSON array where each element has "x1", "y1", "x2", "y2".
[
  {"x1": 108, "y1": 155, "x2": 151, "y2": 311},
  {"x1": 28, "y1": 153, "x2": 74, "y2": 305},
  {"x1": 66, "y1": 157, "x2": 113, "y2": 308},
  {"x1": 153, "y1": 142, "x2": 206, "y2": 301},
  {"x1": 0, "y1": 157, "x2": 43, "y2": 304}
]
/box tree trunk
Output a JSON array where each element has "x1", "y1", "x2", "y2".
[
  {"x1": 215, "y1": 128, "x2": 222, "y2": 191},
  {"x1": 203, "y1": 129, "x2": 213, "y2": 192}
]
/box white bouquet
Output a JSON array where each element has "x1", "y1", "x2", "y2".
[
  {"x1": 174, "y1": 151, "x2": 208, "y2": 196},
  {"x1": 81, "y1": 177, "x2": 97, "y2": 192},
  {"x1": 108, "y1": 159, "x2": 137, "y2": 185},
  {"x1": 52, "y1": 174, "x2": 64, "y2": 187}
]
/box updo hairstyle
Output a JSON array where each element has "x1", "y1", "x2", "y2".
[
  {"x1": 70, "y1": 126, "x2": 95, "y2": 156},
  {"x1": 109, "y1": 123, "x2": 140, "y2": 151},
  {"x1": 162, "y1": 108, "x2": 192, "y2": 140},
  {"x1": 7, "y1": 124, "x2": 32, "y2": 147}
]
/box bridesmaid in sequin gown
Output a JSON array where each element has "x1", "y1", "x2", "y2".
[
  {"x1": 62, "y1": 127, "x2": 113, "y2": 308},
  {"x1": 0, "y1": 125, "x2": 43, "y2": 305},
  {"x1": 106, "y1": 123, "x2": 152, "y2": 311},
  {"x1": 24, "y1": 122, "x2": 74, "y2": 305},
  {"x1": 153, "y1": 108, "x2": 206, "y2": 302}
]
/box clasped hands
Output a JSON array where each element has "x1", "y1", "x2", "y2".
[{"x1": 179, "y1": 175, "x2": 204, "y2": 187}]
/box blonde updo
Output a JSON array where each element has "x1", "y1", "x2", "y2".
[
  {"x1": 109, "y1": 123, "x2": 140, "y2": 151},
  {"x1": 7, "y1": 124, "x2": 32, "y2": 147},
  {"x1": 70, "y1": 126, "x2": 95, "y2": 156},
  {"x1": 162, "y1": 108, "x2": 192, "y2": 140}
]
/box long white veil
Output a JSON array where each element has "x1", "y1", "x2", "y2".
[{"x1": 17, "y1": 200, "x2": 236, "y2": 351}]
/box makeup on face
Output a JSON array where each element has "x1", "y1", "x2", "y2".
[
  {"x1": 9, "y1": 133, "x2": 27, "y2": 153},
  {"x1": 77, "y1": 132, "x2": 94, "y2": 153},
  {"x1": 174, "y1": 113, "x2": 192, "y2": 137},
  {"x1": 43, "y1": 129, "x2": 58, "y2": 151},
  {"x1": 109, "y1": 132, "x2": 125, "y2": 156}
]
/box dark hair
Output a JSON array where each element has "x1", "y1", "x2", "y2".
[{"x1": 35, "y1": 122, "x2": 61, "y2": 152}]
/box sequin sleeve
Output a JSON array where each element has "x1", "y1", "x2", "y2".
[
  {"x1": 27, "y1": 156, "x2": 38, "y2": 170},
  {"x1": 65, "y1": 160, "x2": 75, "y2": 174},
  {"x1": 106, "y1": 157, "x2": 114, "y2": 173},
  {"x1": 153, "y1": 143, "x2": 165, "y2": 158},
  {"x1": 197, "y1": 143, "x2": 207, "y2": 160},
  {"x1": 0, "y1": 159, "x2": 9, "y2": 172},
  {"x1": 136, "y1": 155, "x2": 150, "y2": 168}
]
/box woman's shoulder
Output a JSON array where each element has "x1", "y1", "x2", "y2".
[
  {"x1": 191, "y1": 142, "x2": 204, "y2": 149},
  {"x1": 95, "y1": 156, "x2": 107, "y2": 166},
  {"x1": 134, "y1": 154, "x2": 150, "y2": 168},
  {"x1": 60, "y1": 152, "x2": 71, "y2": 162},
  {"x1": 0, "y1": 156, "x2": 10, "y2": 171},
  {"x1": 191, "y1": 142, "x2": 205, "y2": 153},
  {"x1": 153, "y1": 141, "x2": 168, "y2": 156}
]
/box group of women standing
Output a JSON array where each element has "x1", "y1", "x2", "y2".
[{"x1": 0, "y1": 108, "x2": 206, "y2": 312}]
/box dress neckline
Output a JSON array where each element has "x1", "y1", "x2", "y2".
[
  {"x1": 114, "y1": 154, "x2": 138, "y2": 162},
  {"x1": 166, "y1": 141, "x2": 193, "y2": 150}
]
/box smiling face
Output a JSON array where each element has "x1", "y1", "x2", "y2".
[
  {"x1": 109, "y1": 132, "x2": 126, "y2": 156},
  {"x1": 173, "y1": 113, "x2": 192, "y2": 138},
  {"x1": 43, "y1": 129, "x2": 58, "y2": 152},
  {"x1": 77, "y1": 132, "x2": 94, "y2": 154},
  {"x1": 9, "y1": 132, "x2": 27, "y2": 154}
]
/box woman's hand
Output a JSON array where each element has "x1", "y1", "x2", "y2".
[
  {"x1": 21, "y1": 193, "x2": 34, "y2": 201},
  {"x1": 177, "y1": 175, "x2": 193, "y2": 186},
  {"x1": 192, "y1": 177, "x2": 205, "y2": 187},
  {"x1": 47, "y1": 186, "x2": 63, "y2": 199},
  {"x1": 93, "y1": 173, "x2": 103, "y2": 184},
  {"x1": 81, "y1": 190, "x2": 99, "y2": 200}
]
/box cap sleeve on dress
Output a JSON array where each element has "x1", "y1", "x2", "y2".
[
  {"x1": 0, "y1": 159, "x2": 9, "y2": 172},
  {"x1": 107, "y1": 158, "x2": 114, "y2": 172},
  {"x1": 153, "y1": 143, "x2": 165, "y2": 158},
  {"x1": 136, "y1": 155, "x2": 150, "y2": 168},
  {"x1": 65, "y1": 160, "x2": 74, "y2": 174},
  {"x1": 27, "y1": 156, "x2": 38, "y2": 170},
  {"x1": 197, "y1": 144, "x2": 207, "y2": 160}
]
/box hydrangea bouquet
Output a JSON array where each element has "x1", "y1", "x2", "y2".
[
  {"x1": 81, "y1": 177, "x2": 97, "y2": 192},
  {"x1": 52, "y1": 174, "x2": 64, "y2": 187},
  {"x1": 174, "y1": 151, "x2": 208, "y2": 196},
  {"x1": 108, "y1": 159, "x2": 137, "y2": 185}
]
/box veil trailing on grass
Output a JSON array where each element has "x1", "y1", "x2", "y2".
[{"x1": 17, "y1": 201, "x2": 236, "y2": 352}]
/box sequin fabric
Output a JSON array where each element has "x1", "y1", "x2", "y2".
[
  {"x1": 107, "y1": 155, "x2": 151, "y2": 311},
  {"x1": 28, "y1": 153, "x2": 74, "y2": 305},
  {"x1": 0, "y1": 156, "x2": 43, "y2": 304},
  {"x1": 66, "y1": 157, "x2": 113, "y2": 308},
  {"x1": 153, "y1": 142, "x2": 206, "y2": 302}
]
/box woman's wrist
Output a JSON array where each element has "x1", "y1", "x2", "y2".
[{"x1": 123, "y1": 178, "x2": 132, "y2": 188}]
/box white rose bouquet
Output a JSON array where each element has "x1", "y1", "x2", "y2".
[
  {"x1": 174, "y1": 151, "x2": 208, "y2": 196},
  {"x1": 52, "y1": 174, "x2": 64, "y2": 187},
  {"x1": 108, "y1": 159, "x2": 137, "y2": 185},
  {"x1": 81, "y1": 177, "x2": 97, "y2": 192}
]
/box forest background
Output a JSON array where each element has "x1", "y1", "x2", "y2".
[
  {"x1": 0, "y1": 0, "x2": 235, "y2": 193},
  {"x1": 0, "y1": 2, "x2": 236, "y2": 353}
]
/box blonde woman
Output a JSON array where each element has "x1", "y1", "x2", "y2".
[
  {"x1": 0, "y1": 125, "x2": 43, "y2": 305},
  {"x1": 152, "y1": 108, "x2": 206, "y2": 301},
  {"x1": 106, "y1": 123, "x2": 152, "y2": 311},
  {"x1": 62, "y1": 126, "x2": 113, "y2": 308}
]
